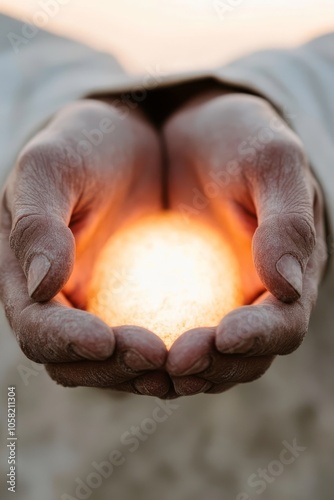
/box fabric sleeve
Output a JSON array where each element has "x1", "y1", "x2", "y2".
[{"x1": 0, "y1": 14, "x2": 132, "y2": 186}]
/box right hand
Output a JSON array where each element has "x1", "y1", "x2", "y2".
[
  {"x1": 163, "y1": 92, "x2": 327, "y2": 396},
  {"x1": 0, "y1": 99, "x2": 170, "y2": 397}
]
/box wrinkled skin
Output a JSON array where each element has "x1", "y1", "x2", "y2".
[
  {"x1": 0, "y1": 100, "x2": 170, "y2": 398},
  {"x1": 0, "y1": 93, "x2": 327, "y2": 398},
  {"x1": 163, "y1": 92, "x2": 327, "y2": 396}
]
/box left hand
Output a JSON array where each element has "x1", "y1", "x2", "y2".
[
  {"x1": 0, "y1": 99, "x2": 169, "y2": 397},
  {"x1": 163, "y1": 91, "x2": 327, "y2": 396}
]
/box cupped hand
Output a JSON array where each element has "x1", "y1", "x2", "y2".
[
  {"x1": 0, "y1": 99, "x2": 170, "y2": 397},
  {"x1": 163, "y1": 91, "x2": 327, "y2": 396}
]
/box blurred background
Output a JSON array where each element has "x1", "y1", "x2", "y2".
[
  {"x1": 0, "y1": 1, "x2": 334, "y2": 500},
  {"x1": 1, "y1": 0, "x2": 334, "y2": 73}
]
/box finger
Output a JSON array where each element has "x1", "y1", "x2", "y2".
[
  {"x1": 113, "y1": 371, "x2": 171, "y2": 398},
  {"x1": 167, "y1": 327, "x2": 274, "y2": 387},
  {"x1": 172, "y1": 377, "x2": 235, "y2": 396},
  {"x1": 4, "y1": 138, "x2": 79, "y2": 302},
  {"x1": 167, "y1": 327, "x2": 215, "y2": 376},
  {"x1": 0, "y1": 233, "x2": 115, "y2": 362},
  {"x1": 113, "y1": 326, "x2": 167, "y2": 369},
  {"x1": 5, "y1": 100, "x2": 162, "y2": 304},
  {"x1": 45, "y1": 326, "x2": 168, "y2": 388},
  {"x1": 216, "y1": 295, "x2": 308, "y2": 357},
  {"x1": 217, "y1": 209, "x2": 327, "y2": 357},
  {"x1": 172, "y1": 376, "x2": 212, "y2": 396},
  {"x1": 251, "y1": 146, "x2": 317, "y2": 303},
  {"x1": 165, "y1": 94, "x2": 319, "y2": 303}
]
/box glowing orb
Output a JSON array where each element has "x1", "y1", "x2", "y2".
[{"x1": 87, "y1": 212, "x2": 243, "y2": 348}]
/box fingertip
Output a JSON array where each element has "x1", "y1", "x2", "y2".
[
  {"x1": 114, "y1": 326, "x2": 168, "y2": 371},
  {"x1": 71, "y1": 314, "x2": 116, "y2": 360},
  {"x1": 216, "y1": 298, "x2": 305, "y2": 357},
  {"x1": 27, "y1": 254, "x2": 51, "y2": 299},
  {"x1": 167, "y1": 327, "x2": 214, "y2": 376},
  {"x1": 173, "y1": 376, "x2": 212, "y2": 396},
  {"x1": 215, "y1": 307, "x2": 259, "y2": 355},
  {"x1": 19, "y1": 304, "x2": 116, "y2": 363},
  {"x1": 14, "y1": 218, "x2": 75, "y2": 302},
  {"x1": 253, "y1": 215, "x2": 315, "y2": 303},
  {"x1": 132, "y1": 372, "x2": 171, "y2": 397},
  {"x1": 275, "y1": 253, "x2": 303, "y2": 301}
]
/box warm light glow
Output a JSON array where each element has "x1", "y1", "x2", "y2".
[{"x1": 87, "y1": 212, "x2": 243, "y2": 347}]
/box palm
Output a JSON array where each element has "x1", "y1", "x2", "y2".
[
  {"x1": 162, "y1": 91, "x2": 325, "y2": 396},
  {"x1": 0, "y1": 99, "x2": 171, "y2": 398},
  {"x1": 62, "y1": 143, "x2": 161, "y2": 310},
  {"x1": 168, "y1": 164, "x2": 264, "y2": 306}
]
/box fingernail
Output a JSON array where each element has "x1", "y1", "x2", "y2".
[
  {"x1": 276, "y1": 254, "x2": 303, "y2": 298},
  {"x1": 27, "y1": 254, "x2": 51, "y2": 298},
  {"x1": 123, "y1": 350, "x2": 155, "y2": 371},
  {"x1": 178, "y1": 355, "x2": 211, "y2": 376}
]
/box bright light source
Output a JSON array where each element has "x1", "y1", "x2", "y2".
[{"x1": 87, "y1": 212, "x2": 243, "y2": 348}]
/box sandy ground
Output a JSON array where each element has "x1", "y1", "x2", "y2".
[{"x1": 1, "y1": 275, "x2": 334, "y2": 500}]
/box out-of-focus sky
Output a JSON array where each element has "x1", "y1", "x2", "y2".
[{"x1": 0, "y1": 0, "x2": 333, "y2": 73}]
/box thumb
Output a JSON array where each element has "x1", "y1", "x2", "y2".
[
  {"x1": 10, "y1": 215, "x2": 75, "y2": 302},
  {"x1": 252, "y1": 160, "x2": 316, "y2": 303},
  {"x1": 5, "y1": 142, "x2": 77, "y2": 302}
]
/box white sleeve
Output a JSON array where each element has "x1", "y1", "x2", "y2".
[{"x1": 0, "y1": 13, "x2": 130, "y2": 185}]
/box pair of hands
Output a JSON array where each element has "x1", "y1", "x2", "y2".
[{"x1": 0, "y1": 91, "x2": 326, "y2": 398}]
